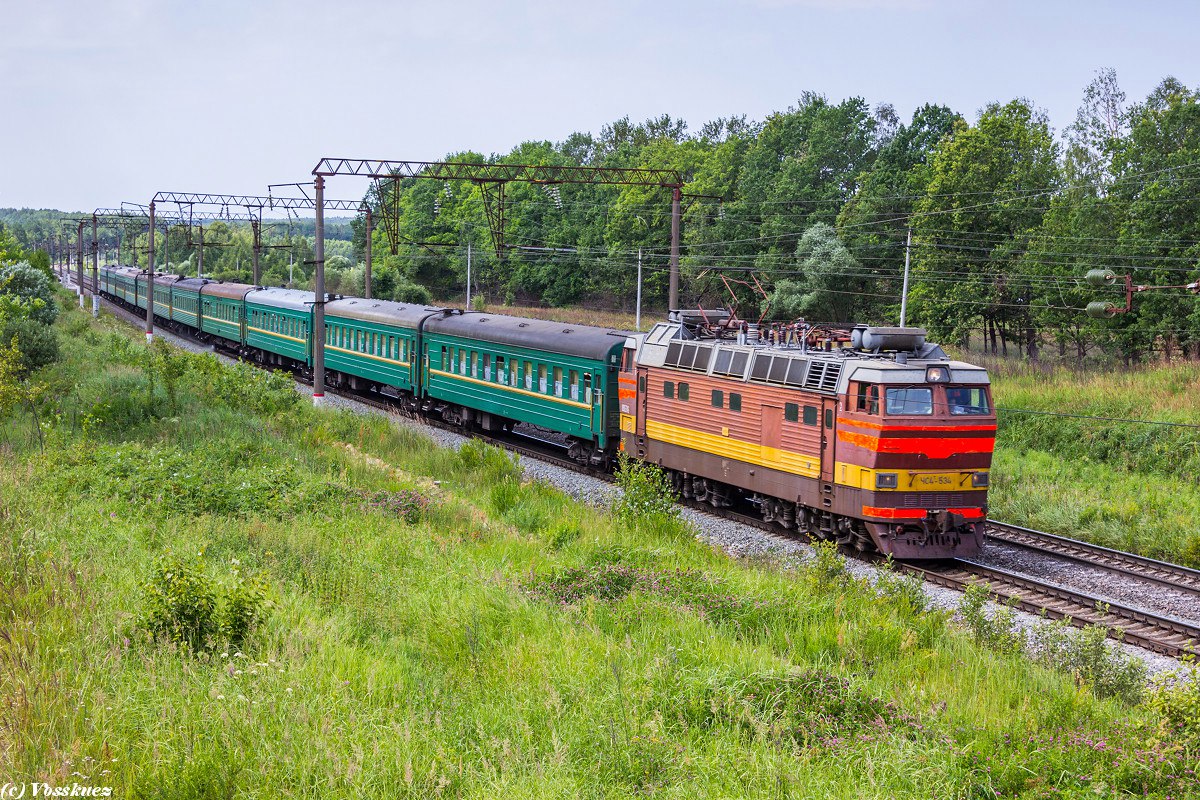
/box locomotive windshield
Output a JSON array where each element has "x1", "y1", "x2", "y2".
[
  {"x1": 946, "y1": 386, "x2": 991, "y2": 415},
  {"x1": 885, "y1": 387, "x2": 933, "y2": 415}
]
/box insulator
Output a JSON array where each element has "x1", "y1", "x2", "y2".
[
  {"x1": 1086, "y1": 301, "x2": 1120, "y2": 319},
  {"x1": 1085, "y1": 269, "x2": 1118, "y2": 287}
]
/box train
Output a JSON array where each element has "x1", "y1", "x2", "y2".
[{"x1": 96, "y1": 265, "x2": 996, "y2": 560}]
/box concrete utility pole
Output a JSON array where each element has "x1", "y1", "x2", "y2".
[
  {"x1": 636, "y1": 248, "x2": 643, "y2": 331},
  {"x1": 900, "y1": 226, "x2": 912, "y2": 328},
  {"x1": 75, "y1": 220, "x2": 85, "y2": 307},
  {"x1": 312, "y1": 175, "x2": 326, "y2": 407},
  {"x1": 146, "y1": 201, "x2": 155, "y2": 343},
  {"x1": 91, "y1": 215, "x2": 99, "y2": 317},
  {"x1": 465, "y1": 241, "x2": 472, "y2": 307},
  {"x1": 252, "y1": 220, "x2": 261, "y2": 285},
  {"x1": 364, "y1": 207, "x2": 372, "y2": 299},
  {"x1": 669, "y1": 187, "x2": 681, "y2": 312},
  {"x1": 197, "y1": 224, "x2": 203, "y2": 278}
]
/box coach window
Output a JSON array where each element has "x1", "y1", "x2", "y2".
[
  {"x1": 461, "y1": 350, "x2": 468, "y2": 374},
  {"x1": 553, "y1": 367, "x2": 564, "y2": 396},
  {"x1": 524, "y1": 362, "x2": 533, "y2": 390},
  {"x1": 471, "y1": 352, "x2": 479, "y2": 378},
  {"x1": 663, "y1": 380, "x2": 675, "y2": 399},
  {"x1": 803, "y1": 405, "x2": 818, "y2": 426},
  {"x1": 497, "y1": 356, "x2": 507, "y2": 384},
  {"x1": 538, "y1": 364, "x2": 548, "y2": 393},
  {"x1": 569, "y1": 370, "x2": 579, "y2": 400},
  {"x1": 441, "y1": 346, "x2": 448, "y2": 369},
  {"x1": 711, "y1": 389, "x2": 724, "y2": 408},
  {"x1": 785, "y1": 403, "x2": 799, "y2": 422},
  {"x1": 679, "y1": 382, "x2": 690, "y2": 401},
  {"x1": 729, "y1": 392, "x2": 742, "y2": 412},
  {"x1": 584, "y1": 374, "x2": 593, "y2": 404},
  {"x1": 484, "y1": 354, "x2": 493, "y2": 381}
]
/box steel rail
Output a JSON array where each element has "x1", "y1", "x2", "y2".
[{"x1": 985, "y1": 520, "x2": 1200, "y2": 597}]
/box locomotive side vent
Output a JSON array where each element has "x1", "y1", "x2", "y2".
[{"x1": 820, "y1": 362, "x2": 841, "y2": 391}]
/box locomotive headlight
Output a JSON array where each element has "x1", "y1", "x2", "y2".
[
  {"x1": 971, "y1": 472, "x2": 989, "y2": 488},
  {"x1": 875, "y1": 472, "x2": 898, "y2": 489},
  {"x1": 925, "y1": 365, "x2": 950, "y2": 383}
]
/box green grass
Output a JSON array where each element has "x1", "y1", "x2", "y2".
[
  {"x1": 1, "y1": 299, "x2": 1198, "y2": 798},
  {"x1": 983, "y1": 359, "x2": 1200, "y2": 565}
]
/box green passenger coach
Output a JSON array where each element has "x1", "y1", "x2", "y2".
[
  {"x1": 323, "y1": 297, "x2": 441, "y2": 394},
  {"x1": 200, "y1": 282, "x2": 255, "y2": 345},
  {"x1": 421, "y1": 312, "x2": 627, "y2": 464},
  {"x1": 244, "y1": 288, "x2": 313, "y2": 366}
]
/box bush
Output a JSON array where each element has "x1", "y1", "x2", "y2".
[
  {"x1": 139, "y1": 556, "x2": 219, "y2": 651},
  {"x1": 139, "y1": 555, "x2": 269, "y2": 652},
  {"x1": 613, "y1": 454, "x2": 677, "y2": 524},
  {"x1": 392, "y1": 280, "x2": 432, "y2": 305},
  {"x1": 0, "y1": 261, "x2": 59, "y2": 326},
  {"x1": 1146, "y1": 658, "x2": 1200, "y2": 752},
  {"x1": 0, "y1": 316, "x2": 59, "y2": 375},
  {"x1": 958, "y1": 583, "x2": 1023, "y2": 653}
]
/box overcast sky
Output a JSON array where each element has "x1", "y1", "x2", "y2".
[{"x1": 3, "y1": 0, "x2": 1196, "y2": 212}]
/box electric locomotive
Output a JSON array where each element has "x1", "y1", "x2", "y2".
[{"x1": 621, "y1": 313, "x2": 994, "y2": 559}]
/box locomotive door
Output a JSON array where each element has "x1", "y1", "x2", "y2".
[
  {"x1": 819, "y1": 397, "x2": 837, "y2": 483},
  {"x1": 636, "y1": 368, "x2": 648, "y2": 437},
  {"x1": 761, "y1": 406, "x2": 782, "y2": 450}
]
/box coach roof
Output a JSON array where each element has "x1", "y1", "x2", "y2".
[
  {"x1": 201, "y1": 281, "x2": 256, "y2": 301},
  {"x1": 424, "y1": 311, "x2": 629, "y2": 360},
  {"x1": 325, "y1": 297, "x2": 443, "y2": 329},
  {"x1": 245, "y1": 287, "x2": 315, "y2": 312}
]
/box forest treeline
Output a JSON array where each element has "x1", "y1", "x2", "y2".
[{"x1": 5, "y1": 69, "x2": 1200, "y2": 362}]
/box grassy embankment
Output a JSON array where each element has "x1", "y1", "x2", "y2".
[
  {"x1": 982, "y1": 357, "x2": 1200, "y2": 566},
  {"x1": 1, "y1": 299, "x2": 1198, "y2": 798}
]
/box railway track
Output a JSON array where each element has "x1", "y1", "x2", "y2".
[
  {"x1": 985, "y1": 520, "x2": 1200, "y2": 598},
  {"x1": 83, "y1": 283, "x2": 1200, "y2": 659}
]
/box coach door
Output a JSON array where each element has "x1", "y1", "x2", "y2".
[{"x1": 819, "y1": 397, "x2": 837, "y2": 484}]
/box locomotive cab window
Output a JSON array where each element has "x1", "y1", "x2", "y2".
[
  {"x1": 886, "y1": 387, "x2": 934, "y2": 415},
  {"x1": 947, "y1": 386, "x2": 990, "y2": 415},
  {"x1": 803, "y1": 405, "x2": 818, "y2": 426},
  {"x1": 855, "y1": 383, "x2": 880, "y2": 415},
  {"x1": 784, "y1": 403, "x2": 799, "y2": 422}
]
